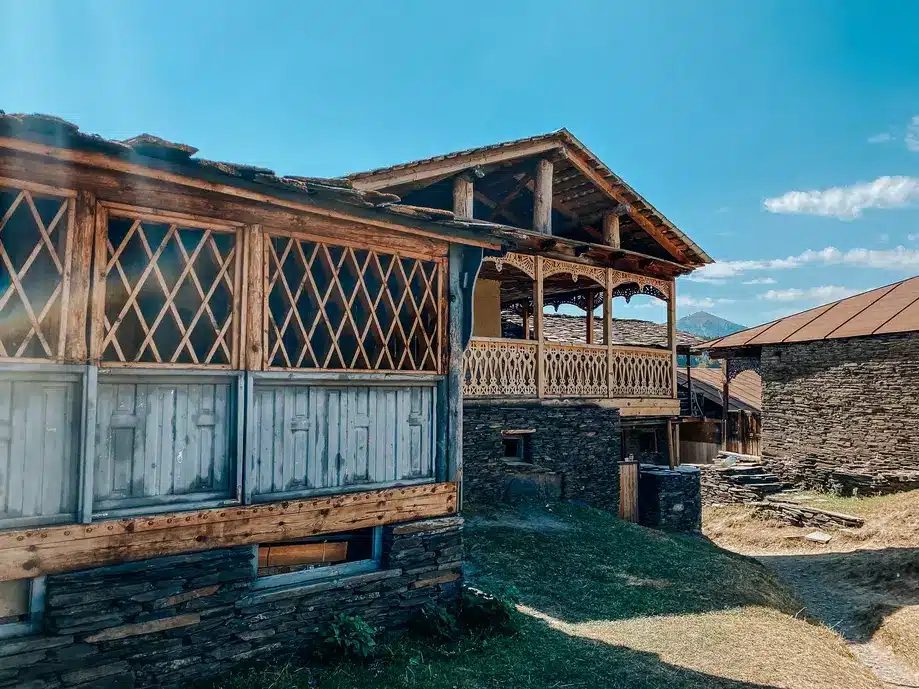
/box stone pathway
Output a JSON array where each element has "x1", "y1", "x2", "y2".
[{"x1": 762, "y1": 555, "x2": 919, "y2": 689}]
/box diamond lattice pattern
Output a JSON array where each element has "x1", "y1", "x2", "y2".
[
  {"x1": 265, "y1": 236, "x2": 441, "y2": 372},
  {"x1": 0, "y1": 185, "x2": 70, "y2": 359},
  {"x1": 100, "y1": 215, "x2": 239, "y2": 366}
]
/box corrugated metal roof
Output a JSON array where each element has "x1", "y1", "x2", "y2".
[
  {"x1": 347, "y1": 129, "x2": 712, "y2": 267},
  {"x1": 677, "y1": 365, "x2": 762, "y2": 413},
  {"x1": 701, "y1": 276, "x2": 919, "y2": 349}
]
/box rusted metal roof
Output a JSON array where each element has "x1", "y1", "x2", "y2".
[
  {"x1": 701, "y1": 276, "x2": 919, "y2": 349},
  {"x1": 347, "y1": 129, "x2": 712, "y2": 268},
  {"x1": 677, "y1": 365, "x2": 762, "y2": 413}
]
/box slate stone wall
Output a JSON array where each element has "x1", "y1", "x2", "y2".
[
  {"x1": 637, "y1": 466, "x2": 702, "y2": 532},
  {"x1": 0, "y1": 516, "x2": 463, "y2": 689},
  {"x1": 760, "y1": 334, "x2": 919, "y2": 494},
  {"x1": 462, "y1": 401, "x2": 621, "y2": 513}
]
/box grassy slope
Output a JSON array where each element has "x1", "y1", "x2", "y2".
[{"x1": 218, "y1": 503, "x2": 881, "y2": 689}]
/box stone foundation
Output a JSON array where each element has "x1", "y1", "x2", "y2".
[
  {"x1": 761, "y1": 333, "x2": 919, "y2": 495},
  {"x1": 462, "y1": 401, "x2": 621, "y2": 512},
  {"x1": 638, "y1": 466, "x2": 701, "y2": 532},
  {"x1": 0, "y1": 516, "x2": 463, "y2": 689}
]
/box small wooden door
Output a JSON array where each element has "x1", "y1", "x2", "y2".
[{"x1": 618, "y1": 461, "x2": 639, "y2": 523}]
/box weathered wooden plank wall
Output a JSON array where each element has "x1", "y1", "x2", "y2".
[
  {"x1": 249, "y1": 383, "x2": 435, "y2": 499},
  {"x1": 0, "y1": 372, "x2": 81, "y2": 529}
]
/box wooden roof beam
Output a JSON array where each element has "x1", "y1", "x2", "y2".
[{"x1": 561, "y1": 148, "x2": 688, "y2": 263}]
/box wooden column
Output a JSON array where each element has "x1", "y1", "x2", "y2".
[
  {"x1": 667, "y1": 280, "x2": 677, "y2": 398},
  {"x1": 521, "y1": 302, "x2": 530, "y2": 340},
  {"x1": 447, "y1": 245, "x2": 466, "y2": 504},
  {"x1": 721, "y1": 363, "x2": 730, "y2": 450},
  {"x1": 669, "y1": 420, "x2": 680, "y2": 469},
  {"x1": 244, "y1": 224, "x2": 264, "y2": 371},
  {"x1": 533, "y1": 159, "x2": 553, "y2": 234},
  {"x1": 602, "y1": 213, "x2": 621, "y2": 248},
  {"x1": 605, "y1": 268, "x2": 614, "y2": 398},
  {"x1": 686, "y1": 356, "x2": 693, "y2": 415},
  {"x1": 453, "y1": 176, "x2": 474, "y2": 219},
  {"x1": 585, "y1": 292, "x2": 595, "y2": 345},
  {"x1": 534, "y1": 257, "x2": 545, "y2": 398},
  {"x1": 64, "y1": 190, "x2": 97, "y2": 362}
]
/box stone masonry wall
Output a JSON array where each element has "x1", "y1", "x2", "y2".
[
  {"x1": 0, "y1": 516, "x2": 462, "y2": 689},
  {"x1": 463, "y1": 402, "x2": 621, "y2": 513},
  {"x1": 637, "y1": 466, "x2": 702, "y2": 532},
  {"x1": 761, "y1": 333, "x2": 919, "y2": 494}
]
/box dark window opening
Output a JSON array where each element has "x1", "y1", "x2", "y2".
[{"x1": 503, "y1": 437, "x2": 523, "y2": 459}]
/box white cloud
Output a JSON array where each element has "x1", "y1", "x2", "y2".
[
  {"x1": 684, "y1": 274, "x2": 726, "y2": 284},
  {"x1": 759, "y1": 285, "x2": 858, "y2": 303},
  {"x1": 908, "y1": 233, "x2": 919, "y2": 241},
  {"x1": 743, "y1": 277, "x2": 777, "y2": 285},
  {"x1": 764, "y1": 176, "x2": 919, "y2": 219},
  {"x1": 677, "y1": 295, "x2": 736, "y2": 309},
  {"x1": 907, "y1": 116, "x2": 919, "y2": 153},
  {"x1": 868, "y1": 132, "x2": 892, "y2": 144},
  {"x1": 691, "y1": 245, "x2": 919, "y2": 282},
  {"x1": 880, "y1": 233, "x2": 890, "y2": 244}
]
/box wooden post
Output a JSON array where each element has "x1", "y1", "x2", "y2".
[
  {"x1": 447, "y1": 244, "x2": 466, "y2": 504},
  {"x1": 602, "y1": 213, "x2": 621, "y2": 248},
  {"x1": 244, "y1": 225, "x2": 264, "y2": 371},
  {"x1": 667, "y1": 419, "x2": 677, "y2": 470},
  {"x1": 453, "y1": 176, "x2": 474, "y2": 219},
  {"x1": 64, "y1": 190, "x2": 97, "y2": 362},
  {"x1": 668, "y1": 280, "x2": 677, "y2": 398},
  {"x1": 721, "y1": 363, "x2": 730, "y2": 450},
  {"x1": 686, "y1": 355, "x2": 693, "y2": 415},
  {"x1": 521, "y1": 302, "x2": 530, "y2": 340},
  {"x1": 585, "y1": 292, "x2": 595, "y2": 345},
  {"x1": 533, "y1": 159, "x2": 553, "y2": 234},
  {"x1": 605, "y1": 268, "x2": 614, "y2": 398},
  {"x1": 534, "y1": 257, "x2": 545, "y2": 398}
]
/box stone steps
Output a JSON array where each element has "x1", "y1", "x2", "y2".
[{"x1": 699, "y1": 456, "x2": 787, "y2": 504}]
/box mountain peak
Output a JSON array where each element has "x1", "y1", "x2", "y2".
[{"x1": 677, "y1": 311, "x2": 745, "y2": 339}]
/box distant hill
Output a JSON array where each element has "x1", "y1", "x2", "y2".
[{"x1": 677, "y1": 311, "x2": 745, "y2": 340}]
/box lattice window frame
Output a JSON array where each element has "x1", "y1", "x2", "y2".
[
  {"x1": 0, "y1": 177, "x2": 77, "y2": 363},
  {"x1": 262, "y1": 231, "x2": 445, "y2": 374},
  {"x1": 90, "y1": 203, "x2": 245, "y2": 370}
]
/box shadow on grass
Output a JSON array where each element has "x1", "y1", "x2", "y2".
[
  {"x1": 758, "y1": 546, "x2": 919, "y2": 644},
  {"x1": 464, "y1": 501, "x2": 799, "y2": 625},
  {"x1": 214, "y1": 614, "x2": 780, "y2": 689}
]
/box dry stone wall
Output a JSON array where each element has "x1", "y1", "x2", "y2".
[
  {"x1": 463, "y1": 401, "x2": 621, "y2": 512},
  {"x1": 761, "y1": 333, "x2": 919, "y2": 495},
  {"x1": 0, "y1": 517, "x2": 462, "y2": 689}
]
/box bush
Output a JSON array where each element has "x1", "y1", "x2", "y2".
[
  {"x1": 458, "y1": 587, "x2": 517, "y2": 635},
  {"x1": 321, "y1": 613, "x2": 377, "y2": 660},
  {"x1": 410, "y1": 603, "x2": 459, "y2": 641}
]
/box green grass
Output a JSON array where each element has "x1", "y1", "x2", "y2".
[{"x1": 213, "y1": 503, "x2": 873, "y2": 689}]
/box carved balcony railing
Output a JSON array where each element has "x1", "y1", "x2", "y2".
[
  {"x1": 463, "y1": 338, "x2": 674, "y2": 400},
  {"x1": 463, "y1": 337, "x2": 537, "y2": 397},
  {"x1": 544, "y1": 343, "x2": 608, "y2": 397}
]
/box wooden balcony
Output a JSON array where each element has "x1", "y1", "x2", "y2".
[{"x1": 463, "y1": 337, "x2": 677, "y2": 414}]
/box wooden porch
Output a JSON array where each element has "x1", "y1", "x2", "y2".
[{"x1": 462, "y1": 252, "x2": 680, "y2": 416}]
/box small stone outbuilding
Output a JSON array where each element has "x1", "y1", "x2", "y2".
[{"x1": 699, "y1": 276, "x2": 919, "y2": 496}]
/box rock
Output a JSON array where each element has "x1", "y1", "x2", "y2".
[{"x1": 805, "y1": 531, "x2": 833, "y2": 544}]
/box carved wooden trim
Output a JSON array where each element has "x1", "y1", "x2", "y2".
[
  {"x1": 542, "y1": 258, "x2": 607, "y2": 287},
  {"x1": 482, "y1": 252, "x2": 536, "y2": 280},
  {"x1": 609, "y1": 270, "x2": 672, "y2": 301}
]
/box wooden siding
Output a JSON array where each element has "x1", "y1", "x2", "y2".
[
  {"x1": 93, "y1": 377, "x2": 235, "y2": 512},
  {"x1": 250, "y1": 383, "x2": 435, "y2": 499},
  {"x1": 0, "y1": 372, "x2": 81, "y2": 528}
]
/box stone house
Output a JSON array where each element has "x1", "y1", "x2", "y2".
[{"x1": 700, "y1": 276, "x2": 919, "y2": 495}]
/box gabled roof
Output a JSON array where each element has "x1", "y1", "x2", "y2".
[
  {"x1": 502, "y1": 311, "x2": 703, "y2": 348},
  {"x1": 348, "y1": 129, "x2": 712, "y2": 268},
  {"x1": 700, "y1": 275, "x2": 919, "y2": 349}
]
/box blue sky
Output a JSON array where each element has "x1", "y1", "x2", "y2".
[{"x1": 3, "y1": 0, "x2": 919, "y2": 327}]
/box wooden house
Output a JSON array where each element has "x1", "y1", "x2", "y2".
[
  {"x1": 349, "y1": 131, "x2": 712, "y2": 512},
  {"x1": 0, "y1": 113, "x2": 532, "y2": 687},
  {"x1": 699, "y1": 276, "x2": 919, "y2": 496}
]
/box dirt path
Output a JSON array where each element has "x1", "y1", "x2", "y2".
[{"x1": 762, "y1": 555, "x2": 919, "y2": 689}]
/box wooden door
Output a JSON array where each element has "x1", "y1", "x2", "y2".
[{"x1": 618, "y1": 460, "x2": 639, "y2": 523}]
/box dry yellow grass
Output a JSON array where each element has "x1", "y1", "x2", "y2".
[
  {"x1": 875, "y1": 607, "x2": 919, "y2": 673},
  {"x1": 521, "y1": 605, "x2": 884, "y2": 689}
]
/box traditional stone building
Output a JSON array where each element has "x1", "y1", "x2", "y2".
[{"x1": 700, "y1": 276, "x2": 919, "y2": 495}]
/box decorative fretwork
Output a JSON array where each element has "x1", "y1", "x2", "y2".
[
  {"x1": 483, "y1": 252, "x2": 536, "y2": 280},
  {"x1": 0, "y1": 183, "x2": 72, "y2": 360},
  {"x1": 265, "y1": 236, "x2": 442, "y2": 372},
  {"x1": 542, "y1": 258, "x2": 607, "y2": 287},
  {"x1": 544, "y1": 343, "x2": 609, "y2": 397},
  {"x1": 726, "y1": 356, "x2": 761, "y2": 382},
  {"x1": 463, "y1": 339, "x2": 537, "y2": 397},
  {"x1": 610, "y1": 347, "x2": 672, "y2": 398},
  {"x1": 546, "y1": 291, "x2": 603, "y2": 312},
  {"x1": 609, "y1": 271, "x2": 671, "y2": 301},
  {"x1": 97, "y1": 210, "x2": 240, "y2": 367}
]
